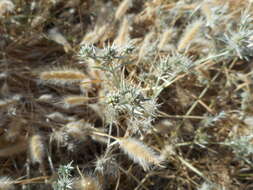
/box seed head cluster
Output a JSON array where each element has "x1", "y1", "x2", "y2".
[{"x1": 1, "y1": 0, "x2": 253, "y2": 189}]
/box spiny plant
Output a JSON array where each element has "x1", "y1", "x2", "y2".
[
  {"x1": 53, "y1": 162, "x2": 74, "y2": 190},
  {"x1": 2, "y1": 0, "x2": 253, "y2": 189}
]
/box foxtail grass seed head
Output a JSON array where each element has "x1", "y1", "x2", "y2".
[
  {"x1": 158, "y1": 29, "x2": 173, "y2": 50},
  {"x1": 117, "y1": 137, "x2": 162, "y2": 171},
  {"x1": 37, "y1": 94, "x2": 54, "y2": 102},
  {"x1": 114, "y1": 17, "x2": 129, "y2": 46},
  {"x1": 88, "y1": 103, "x2": 105, "y2": 121},
  {"x1": 90, "y1": 133, "x2": 108, "y2": 144},
  {"x1": 48, "y1": 27, "x2": 72, "y2": 53},
  {"x1": 79, "y1": 79, "x2": 94, "y2": 94},
  {"x1": 115, "y1": 0, "x2": 131, "y2": 20},
  {"x1": 81, "y1": 31, "x2": 97, "y2": 45},
  {"x1": 0, "y1": 177, "x2": 14, "y2": 190},
  {"x1": 40, "y1": 68, "x2": 87, "y2": 85},
  {"x1": 65, "y1": 120, "x2": 94, "y2": 141},
  {"x1": 138, "y1": 31, "x2": 154, "y2": 62},
  {"x1": 0, "y1": 0, "x2": 14, "y2": 17},
  {"x1": 81, "y1": 24, "x2": 108, "y2": 45},
  {"x1": 29, "y1": 135, "x2": 45, "y2": 164},
  {"x1": 46, "y1": 112, "x2": 68, "y2": 122},
  {"x1": 201, "y1": 2, "x2": 212, "y2": 27},
  {"x1": 177, "y1": 20, "x2": 203, "y2": 52},
  {"x1": 63, "y1": 95, "x2": 90, "y2": 108},
  {"x1": 89, "y1": 127, "x2": 108, "y2": 144}
]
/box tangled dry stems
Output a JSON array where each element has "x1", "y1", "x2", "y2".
[{"x1": 1, "y1": 0, "x2": 253, "y2": 189}]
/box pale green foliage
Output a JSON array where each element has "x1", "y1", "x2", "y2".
[
  {"x1": 219, "y1": 10, "x2": 253, "y2": 60},
  {"x1": 226, "y1": 135, "x2": 253, "y2": 158},
  {"x1": 53, "y1": 162, "x2": 74, "y2": 190},
  {"x1": 201, "y1": 111, "x2": 227, "y2": 127},
  {"x1": 155, "y1": 53, "x2": 194, "y2": 79},
  {"x1": 79, "y1": 43, "x2": 158, "y2": 133}
]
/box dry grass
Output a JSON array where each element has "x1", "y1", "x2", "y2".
[{"x1": 1, "y1": 0, "x2": 253, "y2": 189}]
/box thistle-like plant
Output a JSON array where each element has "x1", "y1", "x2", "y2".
[
  {"x1": 53, "y1": 162, "x2": 74, "y2": 190},
  {"x1": 225, "y1": 135, "x2": 253, "y2": 158},
  {"x1": 218, "y1": 10, "x2": 253, "y2": 60},
  {"x1": 103, "y1": 77, "x2": 158, "y2": 133},
  {"x1": 150, "y1": 53, "x2": 196, "y2": 97}
]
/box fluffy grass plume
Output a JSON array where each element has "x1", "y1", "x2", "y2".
[
  {"x1": 117, "y1": 137, "x2": 161, "y2": 171},
  {"x1": 177, "y1": 19, "x2": 203, "y2": 52},
  {"x1": 63, "y1": 95, "x2": 90, "y2": 108},
  {"x1": 0, "y1": 0, "x2": 14, "y2": 17},
  {"x1": 48, "y1": 28, "x2": 72, "y2": 53},
  {"x1": 79, "y1": 79, "x2": 95, "y2": 93},
  {"x1": 158, "y1": 29, "x2": 173, "y2": 50},
  {"x1": 114, "y1": 17, "x2": 129, "y2": 46},
  {"x1": 201, "y1": 2, "x2": 212, "y2": 27},
  {"x1": 65, "y1": 120, "x2": 94, "y2": 141},
  {"x1": 81, "y1": 24, "x2": 108, "y2": 45},
  {"x1": 0, "y1": 177, "x2": 14, "y2": 190},
  {"x1": 115, "y1": 0, "x2": 131, "y2": 20},
  {"x1": 29, "y1": 135, "x2": 45, "y2": 164},
  {"x1": 37, "y1": 94, "x2": 53, "y2": 102},
  {"x1": 138, "y1": 31, "x2": 154, "y2": 62},
  {"x1": 40, "y1": 68, "x2": 87, "y2": 85}
]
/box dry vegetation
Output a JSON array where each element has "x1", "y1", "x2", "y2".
[{"x1": 1, "y1": 0, "x2": 253, "y2": 189}]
